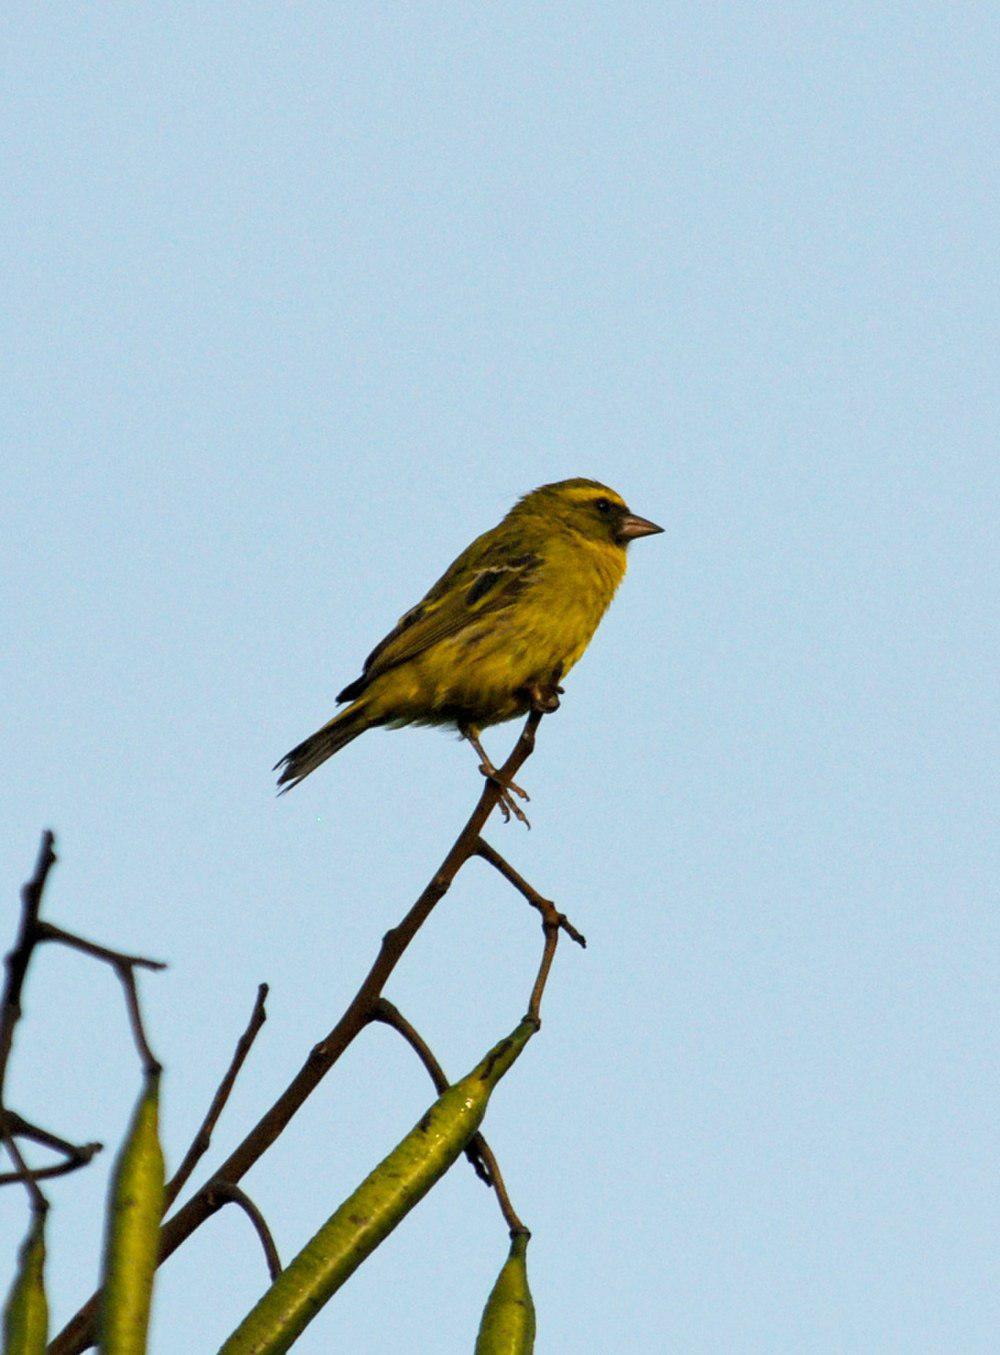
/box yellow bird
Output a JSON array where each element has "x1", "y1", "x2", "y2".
[{"x1": 275, "y1": 478, "x2": 662, "y2": 820}]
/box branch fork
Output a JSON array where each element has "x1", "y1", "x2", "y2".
[
  {"x1": 0, "y1": 832, "x2": 164, "y2": 1202},
  {"x1": 51, "y1": 707, "x2": 584, "y2": 1352}
]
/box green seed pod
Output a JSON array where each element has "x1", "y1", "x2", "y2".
[
  {"x1": 98, "y1": 1071, "x2": 165, "y2": 1354},
  {"x1": 475, "y1": 1232, "x2": 536, "y2": 1354},
  {"x1": 219, "y1": 1015, "x2": 538, "y2": 1355},
  {"x1": 3, "y1": 1211, "x2": 48, "y2": 1354}
]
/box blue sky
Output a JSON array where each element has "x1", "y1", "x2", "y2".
[{"x1": 3, "y1": 5, "x2": 997, "y2": 1351}]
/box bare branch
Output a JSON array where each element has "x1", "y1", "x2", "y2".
[
  {"x1": 0, "y1": 835, "x2": 106, "y2": 1195},
  {"x1": 474, "y1": 839, "x2": 586, "y2": 948},
  {"x1": 207, "y1": 1181, "x2": 282, "y2": 1281},
  {"x1": 527, "y1": 920, "x2": 560, "y2": 1025},
  {"x1": 52, "y1": 711, "x2": 548, "y2": 1354},
  {"x1": 369, "y1": 999, "x2": 528, "y2": 1235},
  {"x1": 0, "y1": 832, "x2": 58, "y2": 1110},
  {"x1": 370, "y1": 998, "x2": 490, "y2": 1185},
  {"x1": 35, "y1": 922, "x2": 164, "y2": 1074},
  {"x1": 3, "y1": 1111, "x2": 101, "y2": 1160},
  {"x1": 468, "y1": 1137, "x2": 528, "y2": 1241},
  {"x1": 164, "y1": 984, "x2": 269, "y2": 1213},
  {"x1": 0, "y1": 1111, "x2": 102, "y2": 1188},
  {"x1": 0, "y1": 832, "x2": 59, "y2": 1213},
  {"x1": 369, "y1": 999, "x2": 449, "y2": 1095},
  {"x1": 35, "y1": 923, "x2": 165, "y2": 973},
  {"x1": 0, "y1": 1153, "x2": 104, "y2": 1188},
  {"x1": 473, "y1": 837, "x2": 580, "y2": 1018},
  {"x1": 2, "y1": 1127, "x2": 48, "y2": 1214}
]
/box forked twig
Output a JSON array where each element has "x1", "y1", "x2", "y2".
[
  {"x1": 2, "y1": 833, "x2": 163, "y2": 1197},
  {"x1": 474, "y1": 839, "x2": 586, "y2": 948},
  {"x1": 53, "y1": 710, "x2": 560, "y2": 1353},
  {"x1": 36, "y1": 922, "x2": 165, "y2": 1074}
]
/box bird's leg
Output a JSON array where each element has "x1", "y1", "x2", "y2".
[{"x1": 461, "y1": 725, "x2": 531, "y2": 827}]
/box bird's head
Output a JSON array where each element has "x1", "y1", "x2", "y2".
[{"x1": 514, "y1": 478, "x2": 663, "y2": 548}]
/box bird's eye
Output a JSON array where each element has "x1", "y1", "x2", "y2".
[{"x1": 594, "y1": 498, "x2": 612, "y2": 515}]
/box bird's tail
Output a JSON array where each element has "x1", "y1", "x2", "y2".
[{"x1": 274, "y1": 699, "x2": 371, "y2": 793}]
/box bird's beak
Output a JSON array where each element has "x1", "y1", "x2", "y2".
[{"x1": 617, "y1": 512, "x2": 664, "y2": 542}]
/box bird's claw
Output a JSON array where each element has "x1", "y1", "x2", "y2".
[
  {"x1": 478, "y1": 763, "x2": 532, "y2": 828},
  {"x1": 498, "y1": 789, "x2": 532, "y2": 828},
  {"x1": 525, "y1": 683, "x2": 561, "y2": 714}
]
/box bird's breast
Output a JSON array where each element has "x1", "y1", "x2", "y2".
[{"x1": 525, "y1": 538, "x2": 626, "y2": 671}]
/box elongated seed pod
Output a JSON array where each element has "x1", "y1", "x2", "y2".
[
  {"x1": 98, "y1": 1072, "x2": 165, "y2": 1354},
  {"x1": 219, "y1": 1016, "x2": 538, "y2": 1355},
  {"x1": 3, "y1": 1212, "x2": 48, "y2": 1354},
  {"x1": 474, "y1": 1232, "x2": 535, "y2": 1354}
]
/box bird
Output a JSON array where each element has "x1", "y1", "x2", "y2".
[{"x1": 274, "y1": 478, "x2": 662, "y2": 822}]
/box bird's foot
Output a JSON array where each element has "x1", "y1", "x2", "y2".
[
  {"x1": 477, "y1": 761, "x2": 531, "y2": 828},
  {"x1": 525, "y1": 681, "x2": 563, "y2": 715},
  {"x1": 462, "y1": 724, "x2": 533, "y2": 827}
]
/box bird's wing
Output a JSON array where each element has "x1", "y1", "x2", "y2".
[{"x1": 337, "y1": 531, "x2": 541, "y2": 701}]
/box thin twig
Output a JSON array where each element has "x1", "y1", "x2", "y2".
[
  {"x1": 2, "y1": 1128, "x2": 48, "y2": 1214},
  {"x1": 207, "y1": 1181, "x2": 282, "y2": 1281},
  {"x1": 468, "y1": 1137, "x2": 528, "y2": 1240},
  {"x1": 34, "y1": 924, "x2": 164, "y2": 974},
  {"x1": 164, "y1": 984, "x2": 269, "y2": 1213},
  {"x1": 473, "y1": 839, "x2": 586, "y2": 947},
  {"x1": 368, "y1": 999, "x2": 450, "y2": 1096},
  {"x1": 4, "y1": 1111, "x2": 102, "y2": 1160},
  {"x1": 0, "y1": 832, "x2": 58, "y2": 1109},
  {"x1": 370, "y1": 999, "x2": 490, "y2": 1185},
  {"x1": 0, "y1": 835, "x2": 105, "y2": 1190},
  {"x1": 0, "y1": 1112, "x2": 102, "y2": 1186},
  {"x1": 473, "y1": 837, "x2": 578, "y2": 1023},
  {"x1": 36, "y1": 922, "x2": 164, "y2": 1074},
  {"x1": 52, "y1": 710, "x2": 547, "y2": 1354},
  {"x1": 527, "y1": 922, "x2": 560, "y2": 1025},
  {"x1": 0, "y1": 1150, "x2": 104, "y2": 1188},
  {"x1": 2, "y1": 834, "x2": 165, "y2": 1213},
  {"x1": 369, "y1": 999, "x2": 527, "y2": 1234}
]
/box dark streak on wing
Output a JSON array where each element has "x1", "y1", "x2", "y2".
[
  {"x1": 336, "y1": 603, "x2": 427, "y2": 702},
  {"x1": 362, "y1": 603, "x2": 426, "y2": 673},
  {"x1": 465, "y1": 553, "x2": 539, "y2": 607},
  {"x1": 335, "y1": 550, "x2": 540, "y2": 704},
  {"x1": 465, "y1": 571, "x2": 502, "y2": 606}
]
